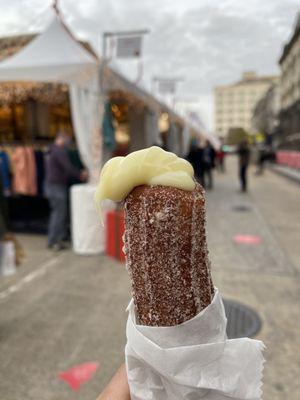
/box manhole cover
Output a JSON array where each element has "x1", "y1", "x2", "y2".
[
  {"x1": 232, "y1": 205, "x2": 252, "y2": 212},
  {"x1": 223, "y1": 299, "x2": 262, "y2": 339}
]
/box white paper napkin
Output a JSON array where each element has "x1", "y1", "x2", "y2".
[{"x1": 125, "y1": 288, "x2": 265, "y2": 400}]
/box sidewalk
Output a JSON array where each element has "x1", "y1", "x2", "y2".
[
  {"x1": 206, "y1": 156, "x2": 300, "y2": 399},
  {"x1": 268, "y1": 163, "x2": 300, "y2": 184},
  {"x1": 0, "y1": 155, "x2": 299, "y2": 400}
]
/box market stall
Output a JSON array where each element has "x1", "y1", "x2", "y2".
[
  {"x1": 0, "y1": 14, "x2": 103, "y2": 254},
  {"x1": 101, "y1": 66, "x2": 187, "y2": 159},
  {"x1": 0, "y1": 11, "x2": 210, "y2": 256}
]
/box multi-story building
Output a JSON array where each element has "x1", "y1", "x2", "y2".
[
  {"x1": 214, "y1": 71, "x2": 278, "y2": 138},
  {"x1": 251, "y1": 83, "x2": 280, "y2": 138},
  {"x1": 279, "y1": 13, "x2": 300, "y2": 149}
]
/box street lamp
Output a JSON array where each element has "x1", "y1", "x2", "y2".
[
  {"x1": 100, "y1": 29, "x2": 150, "y2": 90},
  {"x1": 102, "y1": 29, "x2": 150, "y2": 59},
  {"x1": 152, "y1": 77, "x2": 184, "y2": 108}
]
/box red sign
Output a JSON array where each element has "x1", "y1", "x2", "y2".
[
  {"x1": 106, "y1": 210, "x2": 126, "y2": 262},
  {"x1": 276, "y1": 151, "x2": 300, "y2": 169},
  {"x1": 58, "y1": 362, "x2": 99, "y2": 391},
  {"x1": 233, "y1": 234, "x2": 261, "y2": 245}
]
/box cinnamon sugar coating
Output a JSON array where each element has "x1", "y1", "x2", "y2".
[{"x1": 124, "y1": 183, "x2": 214, "y2": 327}]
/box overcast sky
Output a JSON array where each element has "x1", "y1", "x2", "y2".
[{"x1": 0, "y1": 0, "x2": 299, "y2": 129}]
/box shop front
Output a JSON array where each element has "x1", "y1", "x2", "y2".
[
  {"x1": 102, "y1": 67, "x2": 186, "y2": 160},
  {"x1": 0, "y1": 16, "x2": 189, "y2": 256}
]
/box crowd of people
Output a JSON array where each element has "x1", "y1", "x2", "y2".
[
  {"x1": 0, "y1": 132, "x2": 270, "y2": 258},
  {"x1": 186, "y1": 138, "x2": 254, "y2": 193},
  {"x1": 45, "y1": 135, "x2": 251, "y2": 253},
  {"x1": 186, "y1": 139, "x2": 226, "y2": 190},
  {"x1": 45, "y1": 135, "x2": 260, "y2": 253}
]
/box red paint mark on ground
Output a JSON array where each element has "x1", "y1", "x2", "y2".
[
  {"x1": 233, "y1": 234, "x2": 261, "y2": 245},
  {"x1": 58, "y1": 362, "x2": 99, "y2": 391}
]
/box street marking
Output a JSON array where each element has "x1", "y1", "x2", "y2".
[
  {"x1": 58, "y1": 362, "x2": 100, "y2": 391},
  {"x1": 0, "y1": 255, "x2": 63, "y2": 301},
  {"x1": 233, "y1": 234, "x2": 261, "y2": 245}
]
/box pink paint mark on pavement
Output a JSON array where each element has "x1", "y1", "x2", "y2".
[
  {"x1": 234, "y1": 234, "x2": 261, "y2": 245},
  {"x1": 58, "y1": 362, "x2": 99, "y2": 391}
]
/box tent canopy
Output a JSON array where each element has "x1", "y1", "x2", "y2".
[
  {"x1": 0, "y1": 15, "x2": 98, "y2": 85},
  {"x1": 0, "y1": 13, "x2": 219, "y2": 159},
  {"x1": 0, "y1": 15, "x2": 101, "y2": 175}
]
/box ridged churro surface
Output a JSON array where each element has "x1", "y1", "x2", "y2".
[{"x1": 124, "y1": 183, "x2": 214, "y2": 327}]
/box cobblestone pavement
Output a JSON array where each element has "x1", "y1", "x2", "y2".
[{"x1": 0, "y1": 156, "x2": 299, "y2": 400}]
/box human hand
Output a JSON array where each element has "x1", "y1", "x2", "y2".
[{"x1": 96, "y1": 363, "x2": 130, "y2": 400}]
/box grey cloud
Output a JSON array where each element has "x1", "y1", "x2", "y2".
[{"x1": 0, "y1": 0, "x2": 299, "y2": 128}]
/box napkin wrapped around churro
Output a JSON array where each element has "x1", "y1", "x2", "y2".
[{"x1": 125, "y1": 289, "x2": 265, "y2": 400}]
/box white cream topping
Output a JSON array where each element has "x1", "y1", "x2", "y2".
[{"x1": 94, "y1": 146, "x2": 195, "y2": 211}]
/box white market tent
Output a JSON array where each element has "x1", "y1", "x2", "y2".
[
  {"x1": 0, "y1": 14, "x2": 101, "y2": 176},
  {"x1": 0, "y1": 14, "x2": 103, "y2": 255}
]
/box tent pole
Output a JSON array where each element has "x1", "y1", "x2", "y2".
[
  {"x1": 52, "y1": 0, "x2": 59, "y2": 16},
  {"x1": 51, "y1": 0, "x2": 103, "y2": 182}
]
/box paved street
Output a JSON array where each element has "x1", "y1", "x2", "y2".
[{"x1": 0, "y1": 156, "x2": 299, "y2": 400}]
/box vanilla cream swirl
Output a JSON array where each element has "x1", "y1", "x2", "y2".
[{"x1": 94, "y1": 146, "x2": 195, "y2": 212}]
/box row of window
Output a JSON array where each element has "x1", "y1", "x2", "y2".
[
  {"x1": 216, "y1": 116, "x2": 249, "y2": 122},
  {"x1": 217, "y1": 106, "x2": 253, "y2": 110},
  {"x1": 216, "y1": 116, "x2": 249, "y2": 120},
  {"x1": 217, "y1": 120, "x2": 249, "y2": 125},
  {"x1": 215, "y1": 101, "x2": 259, "y2": 110},
  {"x1": 216, "y1": 111, "x2": 251, "y2": 117},
  {"x1": 215, "y1": 113, "x2": 252, "y2": 120},
  {"x1": 216, "y1": 125, "x2": 250, "y2": 134},
  {"x1": 215, "y1": 91, "x2": 263, "y2": 100},
  {"x1": 215, "y1": 109, "x2": 251, "y2": 115}
]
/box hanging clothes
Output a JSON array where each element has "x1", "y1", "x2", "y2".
[
  {"x1": 4, "y1": 147, "x2": 15, "y2": 174},
  {"x1": 12, "y1": 147, "x2": 37, "y2": 196},
  {"x1": 102, "y1": 101, "x2": 116, "y2": 150},
  {"x1": 0, "y1": 151, "x2": 11, "y2": 193},
  {"x1": 0, "y1": 175, "x2": 8, "y2": 238}
]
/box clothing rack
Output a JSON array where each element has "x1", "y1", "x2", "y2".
[
  {"x1": 0, "y1": 139, "x2": 51, "y2": 149},
  {"x1": 0, "y1": 141, "x2": 83, "y2": 235}
]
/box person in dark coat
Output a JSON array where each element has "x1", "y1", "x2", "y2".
[
  {"x1": 45, "y1": 132, "x2": 87, "y2": 251},
  {"x1": 237, "y1": 139, "x2": 250, "y2": 192},
  {"x1": 202, "y1": 141, "x2": 216, "y2": 190},
  {"x1": 186, "y1": 139, "x2": 205, "y2": 186}
]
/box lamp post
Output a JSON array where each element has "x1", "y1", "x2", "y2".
[
  {"x1": 98, "y1": 29, "x2": 149, "y2": 167},
  {"x1": 100, "y1": 29, "x2": 150, "y2": 91},
  {"x1": 152, "y1": 77, "x2": 184, "y2": 108},
  {"x1": 52, "y1": 0, "x2": 59, "y2": 14}
]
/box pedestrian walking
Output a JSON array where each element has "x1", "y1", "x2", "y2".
[
  {"x1": 237, "y1": 139, "x2": 250, "y2": 192},
  {"x1": 255, "y1": 144, "x2": 273, "y2": 175},
  {"x1": 186, "y1": 139, "x2": 205, "y2": 186},
  {"x1": 202, "y1": 141, "x2": 216, "y2": 190},
  {"x1": 216, "y1": 146, "x2": 226, "y2": 172},
  {"x1": 45, "y1": 132, "x2": 87, "y2": 251}
]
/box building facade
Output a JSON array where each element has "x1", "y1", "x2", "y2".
[
  {"x1": 214, "y1": 71, "x2": 278, "y2": 138},
  {"x1": 278, "y1": 13, "x2": 300, "y2": 150},
  {"x1": 251, "y1": 84, "x2": 280, "y2": 139}
]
